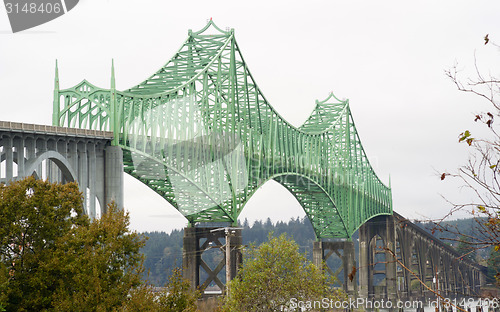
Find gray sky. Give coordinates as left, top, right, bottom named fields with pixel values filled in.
left=1, top=0, right=500, bottom=233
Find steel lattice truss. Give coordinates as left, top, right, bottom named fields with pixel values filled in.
left=52, top=20, right=392, bottom=239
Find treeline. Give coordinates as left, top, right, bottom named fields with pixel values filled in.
left=415, top=217, right=490, bottom=258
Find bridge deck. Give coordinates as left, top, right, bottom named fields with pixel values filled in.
left=0, top=121, right=114, bottom=139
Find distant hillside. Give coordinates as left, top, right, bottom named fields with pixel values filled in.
left=414, top=217, right=490, bottom=259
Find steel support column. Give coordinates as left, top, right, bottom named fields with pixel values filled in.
left=182, top=226, right=242, bottom=294
left=313, top=240, right=356, bottom=296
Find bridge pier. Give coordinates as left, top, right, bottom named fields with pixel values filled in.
left=359, top=215, right=397, bottom=300
left=104, top=145, right=124, bottom=210
left=313, top=240, right=356, bottom=296
left=182, top=226, right=242, bottom=294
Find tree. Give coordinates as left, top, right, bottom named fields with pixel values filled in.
left=221, top=233, right=345, bottom=312
left=155, top=268, right=200, bottom=312
left=487, top=247, right=500, bottom=284
left=49, top=203, right=145, bottom=311
left=0, top=177, right=87, bottom=311
left=0, top=177, right=148, bottom=311
left=121, top=268, right=200, bottom=312
left=439, top=35, right=500, bottom=285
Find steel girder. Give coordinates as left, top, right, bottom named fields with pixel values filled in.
left=52, top=20, right=392, bottom=239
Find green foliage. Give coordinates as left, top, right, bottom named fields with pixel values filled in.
left=121, top=268, right=200, bottom=312
left=456, top=235, right=477, bottom=261
left=156, top=268, right=200, bottom=311
left=221, top=233, right=345, bottom=312
left=141, top=229, right=184, bottom=286
left=0, top=177, right=151, bottom=311
left=487, top=247, right=500, bottom=285
left=410, top=279, right=422, bottom=292
left=0, top=177, right=86, bottom=311
left=418, top=218, right=491, bottom=260
left=49, top=204, right=146, bottom=311
left=458, top=130, right=474, bottom=146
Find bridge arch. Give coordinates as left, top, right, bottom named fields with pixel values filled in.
left=236, top=173, right=347, bottom=238
left=54, top=20, right=393, bottom=239
left=272, top=173, right=347, bottom=239
left=24, top=150, right=77, bottom=183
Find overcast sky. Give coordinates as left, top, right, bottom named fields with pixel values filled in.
left=1, top=1, right=500, bottom=233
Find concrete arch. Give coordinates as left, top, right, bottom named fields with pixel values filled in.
left=24, top=150, right=77, bottom=183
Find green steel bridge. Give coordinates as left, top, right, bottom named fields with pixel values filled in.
left=52, top=20, right=392, bottom=239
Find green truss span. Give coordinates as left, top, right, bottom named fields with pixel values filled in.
left=52, top=20, right=392, bottom=239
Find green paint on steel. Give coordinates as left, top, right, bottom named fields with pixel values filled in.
left=52, top=20, right=392, bottom=239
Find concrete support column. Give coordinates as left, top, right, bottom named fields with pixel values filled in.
left=78, top=142, right=88, bottom=214
left=57, top=140, right=66, bottom=182
left=15, top=137, right=25, bottom=179
left=359, top=222, right=371, bottom=299
left=104, top=145, right=124, bottom=210
left=68, top=142, right=78, bottom=181
left=416, top=240, right=427, bottom=298
left=441, top=255, right=450, bottom=297
left=36, top=139, right=47, bottom=179
left=0, top=137, right=3, bottom=179
left=385, top=215, right=397, bottom=300
left=95, top=145, right=105, bottom=213
left=400, top=241, right=413, bottom=300
left=359, top=215, right=397, bottom=301
left=5, top=137, right=13, bottom=181
left=46, top=140, right=56, bottom=182
left=88, top=144, right=97, bottom=219
left=25, top=138, right=35, bottom=177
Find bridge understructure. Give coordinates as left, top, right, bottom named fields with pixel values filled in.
left=0, top=121, right=123, bottom=217
left=183, top=227, right=242, bottom=294
left=356, top=213, right=485, bottom=302
left=48, top=20, right=486, bottom=297
left=313, top=214, right=485, bottom=302
left=313, top=240, right=357, bottom=296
